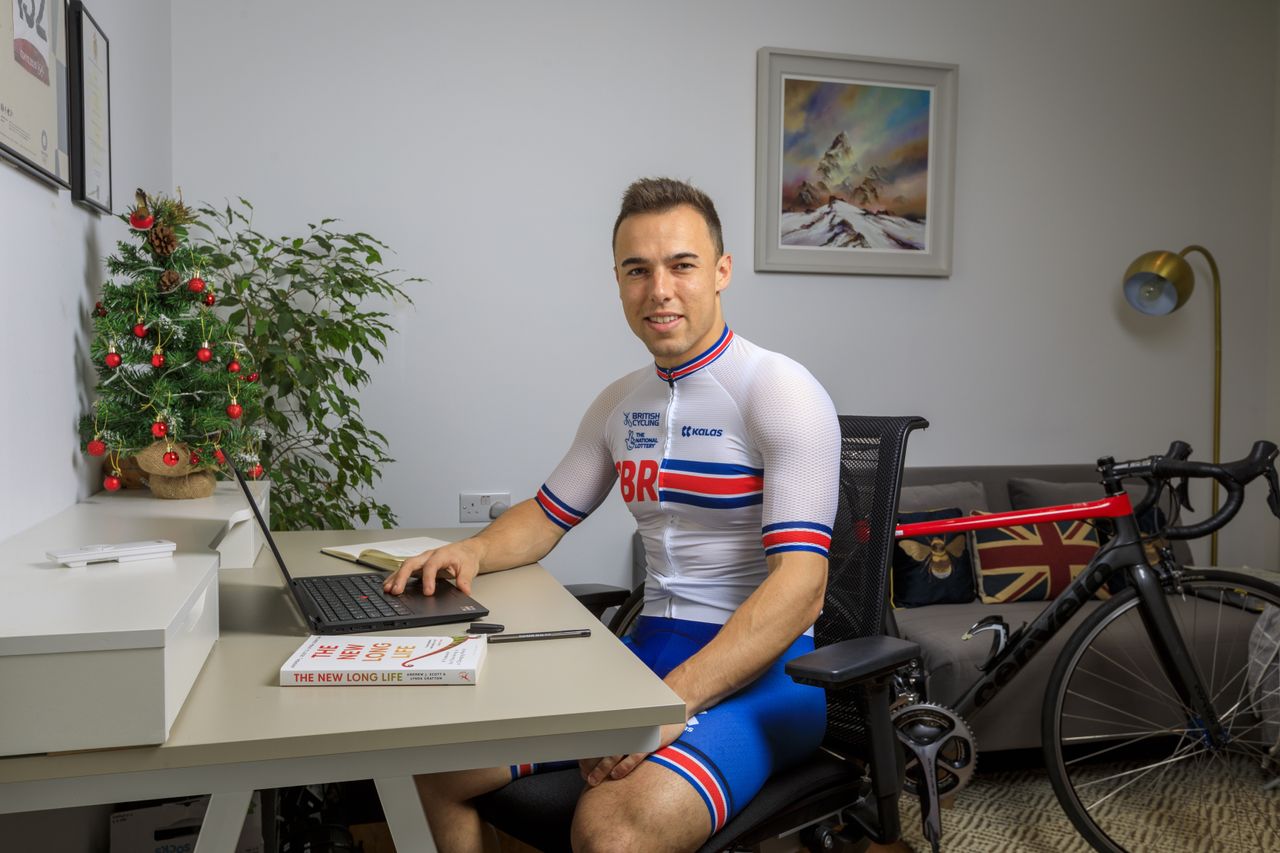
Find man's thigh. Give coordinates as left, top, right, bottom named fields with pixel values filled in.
left=573, top=759, right=712, bottom=851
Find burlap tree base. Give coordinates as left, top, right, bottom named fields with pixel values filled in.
left=135, top=441, right=217, bottom=499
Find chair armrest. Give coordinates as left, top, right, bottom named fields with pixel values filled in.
left=786, top=636, right=921, bottom=689
left=564, top=583, right=632, bottom=618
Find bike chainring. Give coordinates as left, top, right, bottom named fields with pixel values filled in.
left=891, top=701, right=977, bottom=798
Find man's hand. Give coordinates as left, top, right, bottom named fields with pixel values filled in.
left=579, top=720, right=688, bottom=786
left=383, top=539, right=483, bottom=596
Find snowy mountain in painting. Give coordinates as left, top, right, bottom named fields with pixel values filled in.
left=781, top=199, right=925, bottom=250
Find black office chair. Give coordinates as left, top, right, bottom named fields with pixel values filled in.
left=478, top=415, right=933, bottom=852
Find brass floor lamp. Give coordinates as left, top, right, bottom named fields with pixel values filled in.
left=1122, top=245, right=1221, bottom=565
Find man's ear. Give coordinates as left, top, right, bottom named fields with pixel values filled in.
left=715, top=253, right=733, bottom=294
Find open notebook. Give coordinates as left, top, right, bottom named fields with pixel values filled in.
left=320, top=535, right=452, bottom=572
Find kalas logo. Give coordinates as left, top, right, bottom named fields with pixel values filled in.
left=681, top=425, right=723, bottom=438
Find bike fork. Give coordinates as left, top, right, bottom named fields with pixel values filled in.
left=1129, top=563, right=1229, bottom=747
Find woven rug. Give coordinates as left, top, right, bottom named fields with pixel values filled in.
left=895, top=762, right=1279, bottom=852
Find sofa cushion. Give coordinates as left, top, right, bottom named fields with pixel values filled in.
left=893, top=599, right=1105, bottom=751
left=898, top=480, right=989, bottom=516
left=972, top=513, right=1101, bottom=603
left=892, top=508, right=976, bottom=608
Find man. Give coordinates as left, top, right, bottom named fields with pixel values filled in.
left=385, top=177, right=840, bottom=852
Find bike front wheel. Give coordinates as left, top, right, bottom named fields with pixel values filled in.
left=1043, top=569, right=1280, bottom=852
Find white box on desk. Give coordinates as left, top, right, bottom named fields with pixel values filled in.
left=0, top=554, right=220, bottom=757
left=209, top=482, right=269, bottom=570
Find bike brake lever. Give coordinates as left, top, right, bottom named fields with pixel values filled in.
left=1175, top=477, right=1194, bottom=512
left=1265, top=465, right=1280, bottom=519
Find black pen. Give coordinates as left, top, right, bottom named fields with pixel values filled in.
left=486, top=628, right=592, bottom=643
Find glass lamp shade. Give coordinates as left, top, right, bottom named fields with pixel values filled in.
left=1123, top=250, right=1194, bottom=316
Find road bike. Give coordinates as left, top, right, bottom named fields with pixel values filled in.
left=889, top=440, right=1280, bottom=851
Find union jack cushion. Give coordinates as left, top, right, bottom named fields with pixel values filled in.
left=971, top=512, right=1100, bottom=603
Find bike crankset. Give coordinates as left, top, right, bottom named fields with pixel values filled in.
left=891, top=702, right=978, bottom=853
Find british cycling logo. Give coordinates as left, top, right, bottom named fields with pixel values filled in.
left=624, top=411, right=661, bottom=428
left=681, top=425, right=723, bottom=438
left=626, top=430, right=659, bottom=450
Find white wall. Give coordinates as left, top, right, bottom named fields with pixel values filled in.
left=165, top=0, right=1278, bottom=585
left=0, top=0, right=172, bottom=544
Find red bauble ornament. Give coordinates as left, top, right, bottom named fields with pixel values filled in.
left=133, top=323, right=148, bottom=338
left=104, top=474, right=122, bottom=492
left=87, top=439, right=106, bottom=457
left=189, top=451, right=201, bottom=465
left=246, top=372, right=259, bottom=383
left=187, top=276, right=206, bottom=293
left=151, top=350, right=166, bottom=369
left=129, top=212, right=155, bottom=230
left=196, top=342, right=213, bottom=362
left=251, top=464, right=264, bottom=479
left=204, top=292, right=216, bottom=306
left=93, top=301, right=107, bottom=318
left=214, top=448, right=227, bottom=465
left=163, top=450, right=180, bottom=466
left=226, top=402, right=243, bottom=419
left=227, top=360, right=241, bottom=374
left=105, top=351, right=122, bottom=368
left=151, top=421, right=168, bottom=438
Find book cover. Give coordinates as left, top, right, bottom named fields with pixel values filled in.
left=319, top=535, right=452, bottom=572
left=280, top=633, right=486, bottom=686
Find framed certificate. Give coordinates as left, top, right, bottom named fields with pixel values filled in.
left=0, top=0, right=71, bottom=188
left=68, top=0, right=108, bottom=212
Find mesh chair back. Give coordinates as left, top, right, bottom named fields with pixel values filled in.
left=817, top=415, right=928, bottom=757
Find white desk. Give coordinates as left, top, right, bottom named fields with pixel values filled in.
left=0, top=528, right=684, bottom=852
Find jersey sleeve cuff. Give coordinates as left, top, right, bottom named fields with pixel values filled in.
left=537, top=485, right=588, bottom=531
left=762, top=521, right=833, bottom=558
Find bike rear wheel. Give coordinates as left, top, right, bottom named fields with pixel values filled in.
left=1043, top=570, right=1280, bottom=852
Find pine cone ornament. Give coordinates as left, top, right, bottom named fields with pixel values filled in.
left=157, top=269, right=181, bottom=293
left=149, top=224, right=179, bottom=256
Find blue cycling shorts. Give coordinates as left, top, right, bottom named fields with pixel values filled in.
left=509, top=615, right=827, bottom=833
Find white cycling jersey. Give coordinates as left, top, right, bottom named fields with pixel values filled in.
left=537, top=327, right=840, bottom=625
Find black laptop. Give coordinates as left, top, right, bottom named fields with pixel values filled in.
left=231, top=465, right=489, bottom=634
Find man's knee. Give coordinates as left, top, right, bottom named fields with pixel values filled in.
left=570, top=771, right=709, bottom=853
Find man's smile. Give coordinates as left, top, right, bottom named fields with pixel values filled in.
left=646, top=313, right=683, bottom=331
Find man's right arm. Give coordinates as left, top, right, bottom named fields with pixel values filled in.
left=383, top=497, right=568, bottom=596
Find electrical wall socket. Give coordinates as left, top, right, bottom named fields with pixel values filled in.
left=459, top=492, right=511, bottom=523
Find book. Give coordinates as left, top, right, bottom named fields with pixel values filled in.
left=319, top=535, right=452, bottom=572
left=280, top=633, right=487, bottom=686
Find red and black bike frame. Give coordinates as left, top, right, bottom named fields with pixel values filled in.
left=893, top=489, right=1228, bottom=746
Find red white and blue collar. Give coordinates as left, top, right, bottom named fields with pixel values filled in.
left=654, top=326, right=733, bottom=383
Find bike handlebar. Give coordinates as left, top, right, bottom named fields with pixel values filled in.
left=1104, top=440, right=1280, bottom=540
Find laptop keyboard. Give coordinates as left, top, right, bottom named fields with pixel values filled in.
left=302, top=573, right=413, bottom=623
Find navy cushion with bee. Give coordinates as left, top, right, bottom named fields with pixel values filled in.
left=892, top=507, right=977, bottom=608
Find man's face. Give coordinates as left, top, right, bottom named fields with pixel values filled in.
left=613, top=205, right=732, bottom=368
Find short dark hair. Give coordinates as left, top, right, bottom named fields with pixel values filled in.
left=612, top=177, right=724, bottom=257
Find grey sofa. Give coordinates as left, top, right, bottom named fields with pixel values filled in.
left=892, top=463, right=1193, bottom=752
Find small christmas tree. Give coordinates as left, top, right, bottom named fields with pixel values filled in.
left=80, top=189, right=264, bottom=497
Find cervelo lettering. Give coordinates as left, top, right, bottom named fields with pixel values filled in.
left=626, top=429, right=659, bottom=450
left=968, top=566, right=1109, bottom=710
left=624, top=411, right=661, bottom=427
left=681, top=425, right=723, bottom=438
left=616, top=459, right=659, bottom=503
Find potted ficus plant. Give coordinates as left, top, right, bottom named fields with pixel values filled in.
left=194, top=199, right=421, bottom=530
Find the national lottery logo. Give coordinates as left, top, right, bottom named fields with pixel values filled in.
left=623, top=411, right=660, bottom=428
left=626, top=429, right=658, bottom=450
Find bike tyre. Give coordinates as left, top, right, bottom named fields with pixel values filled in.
left=1042, top=569, right=1280, bottom=853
